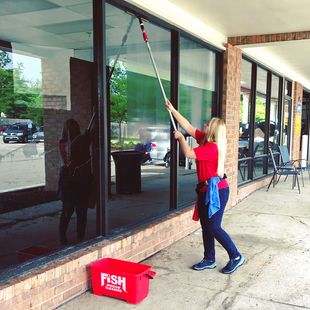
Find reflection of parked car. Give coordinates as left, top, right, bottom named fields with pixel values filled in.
left=0, top=124, right=11, bottom=134
left=163, top=133, right=192, bottom=168
left=32, top=126, right=44, bottom=143
left=141, top=126, right=192, bottom=167
left=3, top=123, right=36, bottom=143
left=140, top=126, right=170, bottom=160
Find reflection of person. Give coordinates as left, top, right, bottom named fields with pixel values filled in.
left=58, top=118, right=93, bottom=245
left=134, top=142, right=152, bottom=164
left=165, top=99, right=244, bottom=274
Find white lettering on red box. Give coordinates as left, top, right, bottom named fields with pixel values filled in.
left=101, top=273, right=127, bottom=292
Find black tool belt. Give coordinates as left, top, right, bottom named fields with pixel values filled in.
left=195, top=173, right=227, bottom=195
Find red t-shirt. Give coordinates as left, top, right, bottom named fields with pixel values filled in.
left=193, top=129, right=228, bottom=191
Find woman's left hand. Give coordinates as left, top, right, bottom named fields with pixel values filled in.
left=174, top=130, right=184, bottom=141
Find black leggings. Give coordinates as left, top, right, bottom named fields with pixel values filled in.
left=59, top=175, right=92, bottom=240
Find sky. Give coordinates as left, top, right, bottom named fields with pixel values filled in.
left=2, top=50, right=42, bottom=83
left=12, top=53, right=42, bottom=83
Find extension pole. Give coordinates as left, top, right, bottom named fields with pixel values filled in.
left=138, top=18, right=177, bottom=131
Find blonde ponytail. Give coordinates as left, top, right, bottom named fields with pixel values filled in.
left=206, top=118, right=226, bottom=177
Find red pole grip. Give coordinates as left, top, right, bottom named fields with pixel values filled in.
left=143, top=32, right=148, bottom=41
left=139, top=18, right=148, bottom=42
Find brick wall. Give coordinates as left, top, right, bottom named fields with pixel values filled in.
left=0, top=206, right=200, bottom=310
left=228, top=31, right=310, bottom=46
left=291, top=82, right=303, bottom=160
left=222, top=43, right=243, bottom=208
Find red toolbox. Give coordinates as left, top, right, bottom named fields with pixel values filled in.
left=91, top=258, right=156, bottom=304
left=17, top=246, right=56, bottom=263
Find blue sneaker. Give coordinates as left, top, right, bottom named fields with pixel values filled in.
left=222, top=255, right=245, bottom=274
left=193, top=259, right=216, bottom=270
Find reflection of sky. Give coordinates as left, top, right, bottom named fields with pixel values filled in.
left=3, top=51, right=42, bottom=83
left=13, top=53, right=42, bottom=83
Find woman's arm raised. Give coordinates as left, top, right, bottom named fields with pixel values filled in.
left=165, top=99, right=197, bottom=138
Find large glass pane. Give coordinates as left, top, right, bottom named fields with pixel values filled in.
left=253, top=67, right=267, bottom=178
left=255, top=67, right=267, bottom=152
left=106, top=4, right=171, bottom=234
left=0, top=1, right=94, bottom=270
left=282, top=98, right=291, bottom=147
left=178, top=37, right=215, bottom=205
left=239, top=59, right=252, bottom=183
left=282, top=79, right=292, bottom=150
left=270, top=75, right=280, bottom=151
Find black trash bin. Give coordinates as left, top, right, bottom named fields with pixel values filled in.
left=112, top=151, right=143, bottom=194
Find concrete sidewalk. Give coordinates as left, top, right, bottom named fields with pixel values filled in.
left=57, top=178, right=310, bottom=310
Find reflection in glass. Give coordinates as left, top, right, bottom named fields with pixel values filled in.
left=239, top=59, right=252, bottom=183
left=178, top=37, right=215, bottom=205
left=282, top=99, right=291, bottom=148
left=106, top=4, right=171, bottom=234
left=238, top=159, right=250, bottom=183
left=1, top=53, right=44, bottom=191
left=254, top=67, right=267, bottom=155
left=270, top=75, right=280, bottom=151
left=0, top=0, right=95, bottom=270
left=253, top=157, right=264, bottom=179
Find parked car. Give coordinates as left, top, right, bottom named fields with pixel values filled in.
left=32, top=126, right=44, bottom=143
left=3, top=123, right=36, bottom=143
left=140, top=126, right=170, bottom=160
left=140, top=126, right=191, bottom=167
left=0, top=124, right=11, bottom=135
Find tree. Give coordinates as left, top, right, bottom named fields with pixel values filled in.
left=109, top=60, right=127, bottom=144
left=255, top=98, right=266, bottom=123
left=0, top=67, right=14, bottom=117
left=0, top=53, right=43, bottom=125
left=0, top=51, right=11, bottom=68
left=0, top=51, right=14, bottom=117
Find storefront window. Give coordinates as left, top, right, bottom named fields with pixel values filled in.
left=0, top=0, right=95, bottom=270
left=268, top=75, right=280, bottom=174
left=282, top=80, right=292, bottom=149
left=106, top=4, right=171, bottom=234
left=253, top=67, right=267, bottom=178
left=178, top=36, right=216, bottom=206
left=239, top=59, right=283, bottom=185
left=239, top=59, right=252, bottom=183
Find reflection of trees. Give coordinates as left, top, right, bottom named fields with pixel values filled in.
left=240, top=96, right=266, bottom=123
left=255, top=98, right=266, bottom=123
left=0, top=51, right=43, bottom=127
left=109, top=60, right=127, bottom=144
left=0, top=59, right=14, bottom=118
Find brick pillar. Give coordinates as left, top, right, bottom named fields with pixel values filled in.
left=291, top=82, right=303, bottom=160
left=43, top=57, right=94, bottom=191
left=222, top=43, right=242, bottom=208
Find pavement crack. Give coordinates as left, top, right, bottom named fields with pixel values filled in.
left=291, top=216, right=309, bottom=227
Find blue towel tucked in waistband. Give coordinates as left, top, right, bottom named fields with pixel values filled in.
left=205, top=177, right=220, bottom=218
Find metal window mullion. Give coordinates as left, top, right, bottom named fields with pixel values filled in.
left=170, top=30, right=179, bottom=210
left=215, top=52, right=223, bottom=118
left=248, top=62, right=257, bottom=180
left=94, top=0, right=108, bottom=237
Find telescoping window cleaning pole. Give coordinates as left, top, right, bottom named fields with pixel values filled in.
left=138, top=18, right=177, bottom=131
left=89, top=15, right=177, bottom=132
